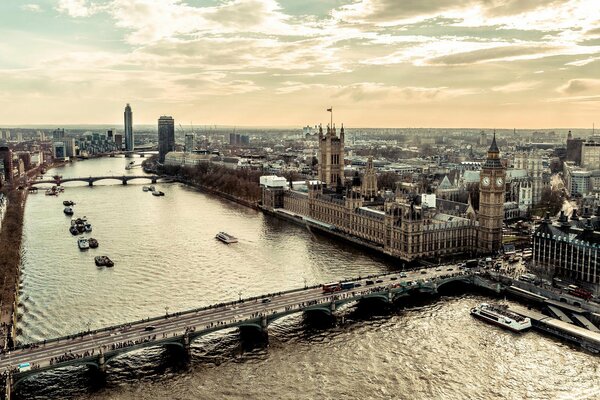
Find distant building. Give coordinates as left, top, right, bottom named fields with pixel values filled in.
left=581, top=140, right=600, bottom=170
left=52, top=142, right=66, bottom=160
left=0, top=145, right=13, bottom=183
left=107, top=129, right=114, bottom=141
left=185, top=134, right=195, bottom=153
left=158, top=116, right=175, bottom=163
left=114, top=134, right=123, bottom=149
left=124, top=104, right=134, bottom=151
left=52, top=128, right=65, bottom=141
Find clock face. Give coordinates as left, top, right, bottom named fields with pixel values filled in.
left=496, top=177, right=504, bottom=187
left=482, top=176, right=490, bottom=186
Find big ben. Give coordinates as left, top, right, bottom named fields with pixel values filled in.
left=478, top=133, right=505, bottom=253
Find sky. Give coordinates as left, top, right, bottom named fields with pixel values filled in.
left=0, top=0, right=599, bottom=128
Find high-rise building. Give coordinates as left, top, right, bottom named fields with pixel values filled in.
left=158, top=116, right=175, bottom=163
left=317, top=124, right=345, bottom=189
left=114, top=134, right=123, bottom=149
left=185, top=134, right=195, bottom=153
left=0, top=145, right=13, bottom=183
left=124, top=104, right=134, bottom=151
left=107, top=129, right=114, bottom=142
left=478, top=133, right=506, bottom=253
left=52, top=128, right=65, bottom=141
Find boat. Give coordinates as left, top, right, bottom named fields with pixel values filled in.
left=142, top=186, right=150, bottom=192
left=63, top=207, right=74, bottom=215
left=63, top=200, right=75, bottom=206
left=148, top=185, right=155, bottom=192
left=69, top=226, right=79, bottom=235
left=470, top=303, right=531, bottom=332
left=94, top=255, right=114, bottom=267
left=88, top=238, right=99, bottom=248
left=216, top=232, right=238, bottom=244
left=84, top=223, right=92, bottom=232
left=77, top=238, right=90, bottom=250
left=45, top=188, right=57, bottom=196
left=152, top=191, right=165, bottom=196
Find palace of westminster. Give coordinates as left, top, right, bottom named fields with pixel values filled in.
left=261, top=124, right=506, bottom=262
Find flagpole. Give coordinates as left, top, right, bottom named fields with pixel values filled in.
left=330, top=107, right=333, bottom=129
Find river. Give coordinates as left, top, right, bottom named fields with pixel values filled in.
left=16, top=156, right=599, bottom=399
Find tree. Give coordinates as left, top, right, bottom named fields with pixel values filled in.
left=536, top=187, right=563, bottom=216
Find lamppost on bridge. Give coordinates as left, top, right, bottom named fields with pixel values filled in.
left=87, top=321, right=91, bottom=333
left=304, top=277, right=307, bottom=288
left=165, top=306, right=169, bottom=317
left=238, top=291, right=243, bottom=301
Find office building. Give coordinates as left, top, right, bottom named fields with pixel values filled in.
left=185, top=134, right=195, bottom=153
left=158, top=116, right=175, bottom=163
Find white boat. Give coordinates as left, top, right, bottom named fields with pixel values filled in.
left=77, top=238, right=90, bottom=250
left=84, top=223, right=92, bottom=232
left=470, top=303, right=531, bottom=332
left=142, top=186, right=150, bottom=192
left=216, top=232, right=238, bottom=244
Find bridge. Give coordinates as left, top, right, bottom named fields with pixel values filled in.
left=0, top=269, right=485, bottom=397
left=29, top=175, right=160, bottom=187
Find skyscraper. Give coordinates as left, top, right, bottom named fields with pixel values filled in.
left=124, top=104, right=133, bottom=151
left=158, top=116, right=175, bottom=163
left=185, top=134, right=194, bottom=153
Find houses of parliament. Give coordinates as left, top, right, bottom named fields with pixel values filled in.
left=261, top=124, right=505, bottom=261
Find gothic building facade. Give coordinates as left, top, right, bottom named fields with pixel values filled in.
left=261, top=127, right=506, bottom=261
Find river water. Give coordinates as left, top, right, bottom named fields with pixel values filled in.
left=16, top=157, right=599, bottom=399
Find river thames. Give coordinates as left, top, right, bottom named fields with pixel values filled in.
left=15, top=157, right=599, bottom=399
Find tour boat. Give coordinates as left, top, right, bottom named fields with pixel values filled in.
left=77, top=238, right=90, bottom=250
left=88, top=238, right=99, bottom=248
left=63, top=207, right=74, bottom=215
left=470, top=303, right=531, bottom=332
left=216, top=232, right=238, bottom=244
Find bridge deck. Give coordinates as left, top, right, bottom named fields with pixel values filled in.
left=0, top=269, right=472, bottom=379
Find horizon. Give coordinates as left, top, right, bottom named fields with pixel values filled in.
left=1, top=1, right=599, bottom=127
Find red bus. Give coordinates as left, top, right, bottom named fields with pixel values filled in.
left=568, top=287, right=593, bottom=301
left=322, top=282, right=341, bottom=293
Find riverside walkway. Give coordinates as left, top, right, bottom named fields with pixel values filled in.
left=1, top=268, right=481, bottom=395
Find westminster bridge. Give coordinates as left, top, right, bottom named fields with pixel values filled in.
left=0, top=268, right=502, bottom=397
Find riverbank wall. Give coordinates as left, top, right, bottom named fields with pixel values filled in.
left=0, top=189, right=26, bottom=350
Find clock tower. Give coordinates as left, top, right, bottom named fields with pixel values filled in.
left=478, top=132, right=506, bottom=253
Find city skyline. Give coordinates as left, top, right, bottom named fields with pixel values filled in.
left=0, top=1, right=599, bottom=128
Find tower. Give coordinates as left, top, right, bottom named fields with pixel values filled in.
left=478, top=132, right=506, bottom=253
left=124, top=104, right=134, bottom=151
left=158, top=116, right=175, bottom=163
left=317, top=124, right=344, bottom=189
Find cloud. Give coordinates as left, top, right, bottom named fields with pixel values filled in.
left=427, top=45, right=557, bottom=65
left=558, top=78, right=600, bottom=94
left=21, top=4, right=42, bottom=13
left=56, top=0, right=100, bottom=17
left=492, top=81, right=540, bottom=93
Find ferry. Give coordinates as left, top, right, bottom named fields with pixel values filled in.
left=78, top=238, right=90, bottom=250
left=470, top=303, right=532, bottom=332
left=216, top=232, right=238, bottom=244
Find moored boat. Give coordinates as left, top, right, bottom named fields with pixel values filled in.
left=77, top=238, right=90, bottom=250
left=148, top=185, right=155, bottom=192
left=94, top=255, right=114, bottom=267
left=84, top=223, right=92, bottom=232
left=216, top=232, right=238, bottom=244
left=142, top=186, right=150, bottom=192
left=63, top=207, right=74, bottom=215
left=88, top=238, right=99, bottom=248
left=69, top=226, right=79, bottom=235
left=470, top=303, right=531, bottom=332
left=63, top=200, right=75, bottom=206
left=152, top=190, right=165, bottom=196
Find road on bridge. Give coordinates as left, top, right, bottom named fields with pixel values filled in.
left=0, top=266, right=467, bottom=374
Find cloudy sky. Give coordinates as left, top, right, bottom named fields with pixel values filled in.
left=1, top=0, right=599, bottom=128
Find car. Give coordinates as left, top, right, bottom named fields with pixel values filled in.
left=435, top=268, right=442, bottom=271
left=390, top=276, right=398, bottom=281
left=354, top=283, right=362, bottom=287
left=399, top=273, right=408, bottom=278
left=447, top=267, right=453, bottom=271
left=261, top=298, right=271, bottom=303
left=144, top=326, right=156, bottom=331
left=375, top=279, right=383, bottom=283
left=366, top=280, right=374, bottom=285
left=420, top=270, right=427, bottom=274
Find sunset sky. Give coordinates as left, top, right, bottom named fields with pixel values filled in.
left=1, top=0, right=599, bottom=128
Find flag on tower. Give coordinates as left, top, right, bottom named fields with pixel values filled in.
left=327, top=107, right=332, bottom=112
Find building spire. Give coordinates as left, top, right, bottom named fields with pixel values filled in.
left=489, top=130, right=499, bottom=153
